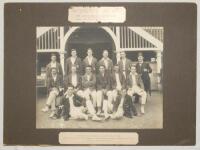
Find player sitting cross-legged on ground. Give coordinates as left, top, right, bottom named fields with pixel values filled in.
left=58, top=86, right=88, bottom=121
left=57, top=85, right=102, bottom=121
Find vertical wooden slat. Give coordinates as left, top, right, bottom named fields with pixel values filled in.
left=130, top=30, right=132, bottom=48
left=124, top=27, right=126, bottom=48
left=55, top=30, right=57, bottom=49
left=133, top=32, right=136, bottom=48
left=120, top=27, right=124, bottom=48
left=47, top=30, right=50, bottom=49
left=127, top=28, right=130, bottom=48
left=36, top=39, right=38, bottom=49
left=142, top=37, right=144, bottom=48
left=58, top=27, right=60, bottom=49
left=145, top=39, right=147, bottom=48
left=38, top=37, right=40, bottom=49
left=41, top=35, right=44, bottom=49
left=51, top=29, right=53, bottom=49
left=139, top=35, right=141, bottom=48
left=156, top=29, right=158, bottom=41
left=147, top=40, right=149, bottom=48
left=44, top=32, right=47, bottom=49
left=135, top=33, right=138, bottom=48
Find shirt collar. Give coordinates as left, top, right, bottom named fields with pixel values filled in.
left=66, top=94, right=74, bottom=99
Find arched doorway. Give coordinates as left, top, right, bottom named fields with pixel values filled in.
left=64, top=27, right=117, bottom=63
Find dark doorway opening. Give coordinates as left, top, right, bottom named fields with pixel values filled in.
left=65, top=27, right=116, bottom=63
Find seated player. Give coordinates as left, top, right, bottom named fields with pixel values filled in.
left=60, top=86, right=88, bottom=120
left=108, top=64, right=126, bottom=112
left=64, top=65, right=84, bottom=97
left=126, top=65, right=147, bottom=115
left=81, top=65, right=102, bottom=121
left=111, top=89, right=137, bottom=119
left=41, top=67, right=63, bottom=118
left=96, top=65, right=111, bottom=119
left=82, top=66, right=97, bottom=108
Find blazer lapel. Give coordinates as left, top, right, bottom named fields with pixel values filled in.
left=135, top=75, right=140, bottom=85
left=69, top=74, right=72, bottom=83
left=129, top=75, right=133, bottom=87
left=91, top=57, right=94, bottom=65
left=85, top=57, right=89, bottom=65
left=74, top=57, right=77, bottom=65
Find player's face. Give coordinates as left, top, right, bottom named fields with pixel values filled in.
left=120, top=52, right=126, bottom=58
left=138, top=56, right=143, bottom=62
left=121, top=89, right=127, bottom=96
left=51, top=56, right=56, bottom=62
left=86, top=67, right=92, bottom=74
left=51, top=69, right=57, bottom=75
left=67, top=87, right=74, bottom=96
left=103, top=51, right=108, bottom=58
left=99, top=66, right=105, bottom=73
left=130, top=66, right=136, bottom=73
left=71, top=51, right=77, bottom=57
left=87, top=49, right=93, bottom=56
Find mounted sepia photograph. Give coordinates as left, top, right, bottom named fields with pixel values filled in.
left=36, top=26, right=164, bottom=129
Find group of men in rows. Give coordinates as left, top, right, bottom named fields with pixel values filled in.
left=41, top=48, right=152, bottom=121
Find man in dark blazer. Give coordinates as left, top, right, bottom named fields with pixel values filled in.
left=41, top=67, right=63, bottom=118
left=64, top=49, right=83, bottom=76
left=111, top=89, right=137, bottom=119
left=59, top=86, right=88, bottom=120
left=108, top=64, right=126, bottom=112
left=83, top=48, right=98, bottom=74
left=82, top=65, right=97, bottom=107
left=46, top=53, right=63, bottom=79
left=81, top=65, right=102, bottom=121
left=118, top=51, right=132, bottom=79
left=96, top=65, right=111, bottom=119
left=136, top=52, right=152, bottom=95
left=127, top=65, right=147, bottom=115
left=64, top=65, right=83, bottom=97
left=98, top=50, right=113, bottom=76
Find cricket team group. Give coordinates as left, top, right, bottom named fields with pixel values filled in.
left=41, top=48, right=152, bottom=121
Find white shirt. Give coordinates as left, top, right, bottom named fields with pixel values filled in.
left=103, top=58, right=108, bottom=69
left=71, top=57, right=76, bottom=64
left=131, top=74, right=137, bottom=87
left=68, top=95, right=75, bottom=114
left=122, top=59, right=126, bottom=70
left=119, top=96, right=125, bottom=107
left=71, top=74, right=77, bottom=87
left=115, top=73, right=122, bottom=90
left=86, top=74, right=90, bottom=81
left=51, top=62, right=56, bottom=68
left=52, top=75, right=57, bottom=81
left=87, top=56, right=93, bottom=65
